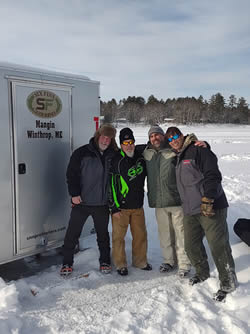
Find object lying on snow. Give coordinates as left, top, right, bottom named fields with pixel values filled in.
left=234, top=218, right=250, bottom=246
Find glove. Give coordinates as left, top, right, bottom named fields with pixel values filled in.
left=200, top=197, right=215, bottom=217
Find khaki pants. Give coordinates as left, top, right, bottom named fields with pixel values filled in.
left=155, top=206, right=191, bottom=270
left=112, top=208, right=148, bottom=269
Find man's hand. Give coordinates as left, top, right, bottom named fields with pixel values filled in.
left=195, top=141, right=207, bottom=148
left=200, top=197, right=215, bottom=217
left=71, top=196, right=82, bottom=205
left=112, top=212, right=122, bottom=219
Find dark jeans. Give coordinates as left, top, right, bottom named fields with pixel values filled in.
left=63, top=204, right=110, bottom=266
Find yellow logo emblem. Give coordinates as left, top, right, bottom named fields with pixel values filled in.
left=27, top=90, right=62, bottom=118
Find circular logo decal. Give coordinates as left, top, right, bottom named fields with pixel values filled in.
left=27, top=90, right=62, bottom=118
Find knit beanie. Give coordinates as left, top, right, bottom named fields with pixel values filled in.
left=148, top=125, right=164, bottom=138
left=119, top=127, right=135, bottom=144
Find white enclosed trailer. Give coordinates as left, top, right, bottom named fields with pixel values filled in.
left=0, top=62, right=100, bottom=265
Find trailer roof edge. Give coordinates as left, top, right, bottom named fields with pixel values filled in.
left=0, top=62, right=99, bottom=84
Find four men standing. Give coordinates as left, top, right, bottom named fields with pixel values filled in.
left=61, top=122, right=238, bottom=301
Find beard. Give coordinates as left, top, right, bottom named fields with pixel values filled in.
left=125, top=150, right=134, bottom=158
left=99, top=143, right=109, bottom=152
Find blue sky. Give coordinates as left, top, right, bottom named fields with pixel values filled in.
left=0, top=0, right=249, bottom=103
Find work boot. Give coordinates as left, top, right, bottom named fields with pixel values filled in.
left=159, top=263, right=175, bottom=273
left=141, top=263, right=152, bottom=271
left=117, top=267, right=128, bottom=276
left=213, top=289, right=227, bottom=302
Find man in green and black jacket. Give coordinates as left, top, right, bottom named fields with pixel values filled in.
left=109, top=127, right=152, bottom=276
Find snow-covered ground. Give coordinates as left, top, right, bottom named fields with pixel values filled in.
left=1, top=124, right=250, bottom=334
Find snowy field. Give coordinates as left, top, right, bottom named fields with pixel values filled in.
left=1, top=124, right=250, bottom=334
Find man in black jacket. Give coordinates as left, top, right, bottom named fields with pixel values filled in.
left=60, top=124, right=118, bottom=276
left=109, top=128, right=152, bottom=276
left=166, top=126, right=238, bottom=301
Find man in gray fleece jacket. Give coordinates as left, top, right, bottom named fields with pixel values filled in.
left=143, top=125, right=191, bottom=278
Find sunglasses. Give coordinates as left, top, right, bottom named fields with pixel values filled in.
left=168, top=134, right=180, bottom=142
left=122, top=140, right=135, bottom=146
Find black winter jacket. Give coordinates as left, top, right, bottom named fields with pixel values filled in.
left=175, top=136, right=228, bottom=216
left=66, top=138, right=115, bottom=206
left=109, top=145, right=146, bottom=213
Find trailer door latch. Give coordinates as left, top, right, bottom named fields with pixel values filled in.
left=18, top=163, right=26, bottom=174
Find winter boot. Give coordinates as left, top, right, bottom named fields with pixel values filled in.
left=189, top=275, right=208, bottom=286
left=60, top=264, right=73, bottom=277
left=100, top=263, right=112, bottom=274
left=213, top=289, right=228, bottom=302
left=141, top=263, right=152, bottom=271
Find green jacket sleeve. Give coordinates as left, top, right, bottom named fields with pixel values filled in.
left=108, top=157, right=129, bottom=214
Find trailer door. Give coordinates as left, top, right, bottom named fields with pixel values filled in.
left=11, top=80, right=72, bottom=255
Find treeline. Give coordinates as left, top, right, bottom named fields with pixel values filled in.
left=101, top=93, right=250, bottom=125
